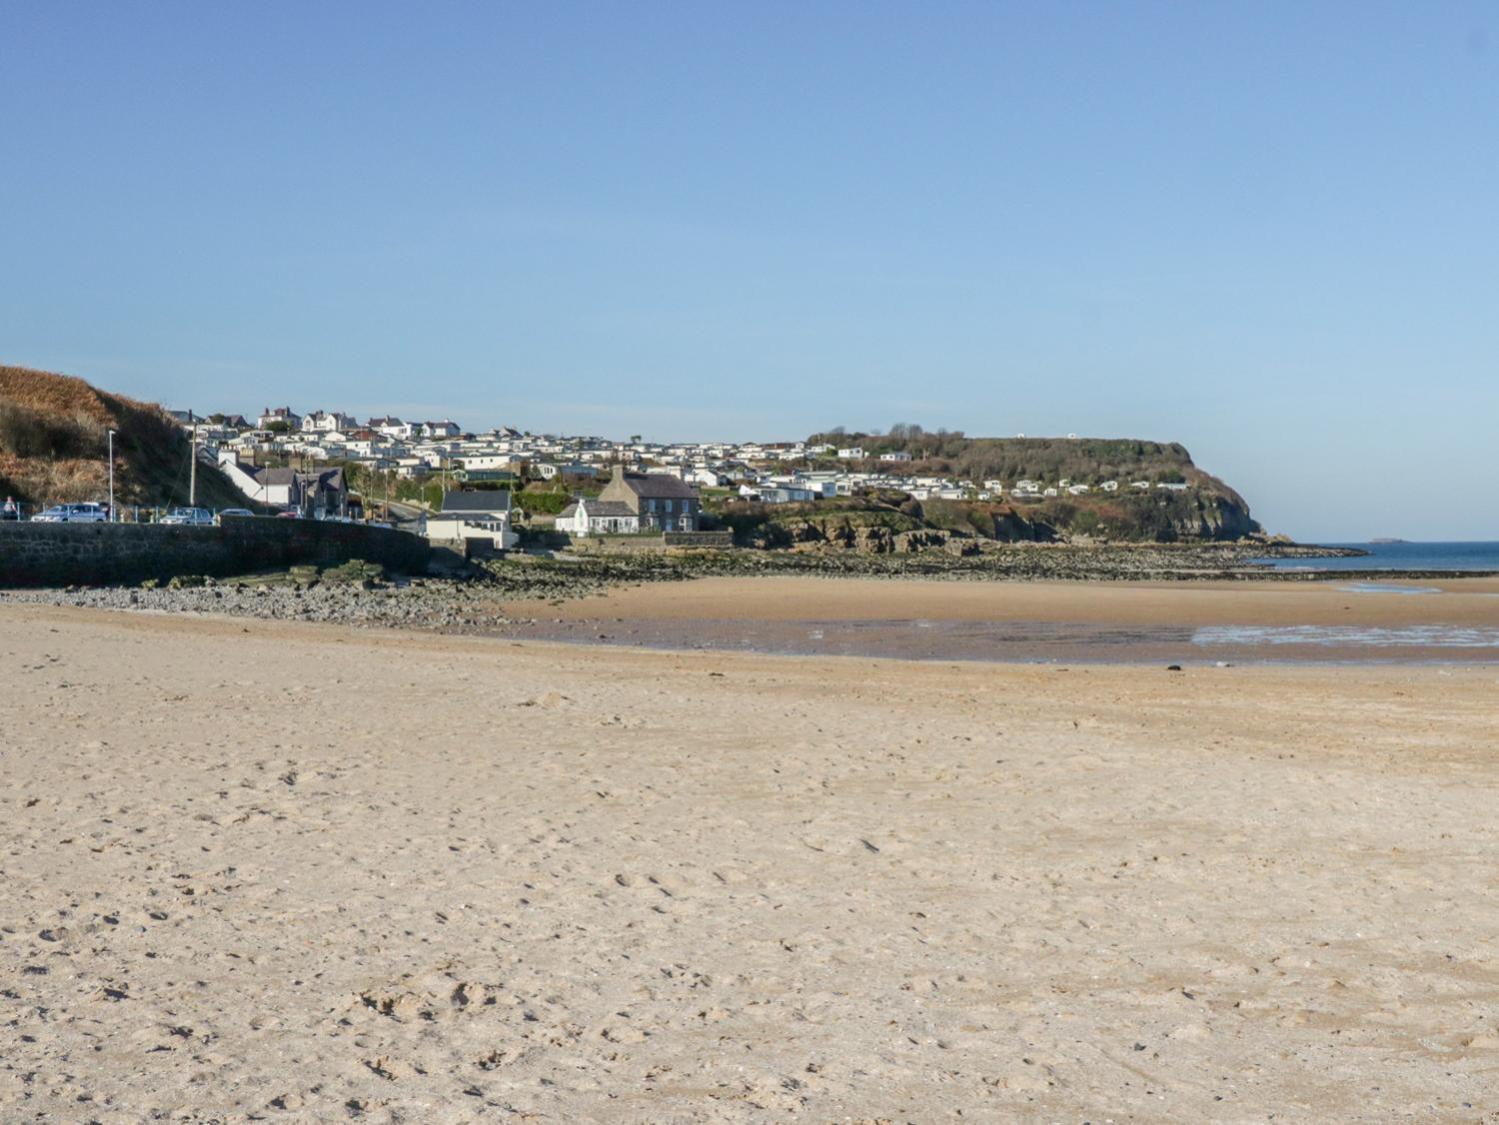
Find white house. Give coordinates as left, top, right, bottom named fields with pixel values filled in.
left=687, top=467, right=728, bottom=488
left=217, top=450, right=266, bottom=501
left=422, top=491, right=518, bottom=549
left=215, top=451, right=348, bottom=516
left=879, top=451, right=912, bottom=463
left=797, top=475, right=839, bottom=498
left=301, top=410, right=356, bottom=433
left=369, top=417, right=414, bottom=440
left=836, top=447, right=865, bottom=460
left=759, top=484, right=818, bottom=503
left=459, top=454, right=519, bottom=472
left=555, top=498, right=640, bottom=537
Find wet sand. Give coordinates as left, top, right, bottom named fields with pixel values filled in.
left=495, top=575, right=1499, bottom=664
left=3, top=601, right=1499, bottom=1121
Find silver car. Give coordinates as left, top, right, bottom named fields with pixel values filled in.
left=159, top=507, right=215, bottom=526
left=32, top=502, right=108, bottom=523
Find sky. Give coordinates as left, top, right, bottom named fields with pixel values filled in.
left=1, top=1, right=1495, bottom=540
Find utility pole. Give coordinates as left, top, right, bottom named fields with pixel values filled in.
left=189, top=419, right=198, bottom=506
left=107, top=430, right=116, bottom=521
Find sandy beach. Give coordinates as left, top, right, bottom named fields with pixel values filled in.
left=4, top=595, right=1499, bottom=1121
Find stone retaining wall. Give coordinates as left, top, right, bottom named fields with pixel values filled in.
left=568, top=536, right=667, bottom=555
left=663, top=530, right=735, bottom=548
left=0, top=520, right=432, bottom=588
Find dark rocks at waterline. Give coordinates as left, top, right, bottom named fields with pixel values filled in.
left=0, top=577, right=504, bottom=631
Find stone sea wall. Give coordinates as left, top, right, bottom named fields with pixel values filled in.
left=0, top=520, right=432, bottom=588
left=567, top=531, right=735, bottom=555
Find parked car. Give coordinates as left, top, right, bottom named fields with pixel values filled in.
left=216, top=508, right=255, bottom=523
left=275, top=509, right=302, bottom=519
left=32, top=502, right=108, bottom=523
left=159, top=507, right=215, bottom=526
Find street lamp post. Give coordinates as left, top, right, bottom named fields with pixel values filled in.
left=107, top=430, right=116, bottom=522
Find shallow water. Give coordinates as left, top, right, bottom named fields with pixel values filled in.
left=1338, top=582, right=1441, bottom=595
left=498, top=615, right=1499, bottom=665
left=1192, top=624, right=1499, bottom=649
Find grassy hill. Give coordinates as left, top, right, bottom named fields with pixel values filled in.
left=811, top=431, right=1235, bottom=489
left=0, top=364, right=248, bottom=510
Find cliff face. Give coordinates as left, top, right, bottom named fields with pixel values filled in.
left=984, top=493, right=1260, bottom=544
left=1161, top=490, right=1260, bottom=541
left=725, top=485, right=1262, bottom=551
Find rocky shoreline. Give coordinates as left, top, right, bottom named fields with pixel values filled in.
left=0, top=541, right=1416, bottom=633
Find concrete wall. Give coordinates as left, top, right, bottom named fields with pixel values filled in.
left=0, top=520, right=432, bottom=588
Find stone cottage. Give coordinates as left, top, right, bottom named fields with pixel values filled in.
left=597, top=467, right=702, bottom=532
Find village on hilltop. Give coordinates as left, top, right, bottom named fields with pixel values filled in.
left=172, top=405, right=1192, bottom=549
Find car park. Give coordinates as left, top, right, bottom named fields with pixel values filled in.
left=159, top=507, right=215, bottom=526
left=32, top=502, right=108, bottom=523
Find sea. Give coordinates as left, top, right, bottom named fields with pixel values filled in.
left=1255, top=541, right=1499, bottom=572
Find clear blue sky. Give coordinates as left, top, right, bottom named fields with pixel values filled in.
left=2, top=2, right=1495, bottom=539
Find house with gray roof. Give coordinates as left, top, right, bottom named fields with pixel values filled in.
left=423, top=490, right=517, bottom=549
left=215, top=451, right=347, bottom=517
left=555, top=498, right=639, bottom=537
left=597, top=467, right=701, bottom=532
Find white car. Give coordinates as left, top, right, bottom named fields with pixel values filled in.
left=159, top=507, right=215, bottom=526
left=216, top=508, right=255, bottom=523
left=32, top=502, right=108, bottom=523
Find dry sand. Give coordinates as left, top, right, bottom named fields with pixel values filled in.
left=3, top=597, right=1499, bottom=1121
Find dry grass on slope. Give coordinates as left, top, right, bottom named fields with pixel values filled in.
left=0, top=363, right=243, bottom=509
